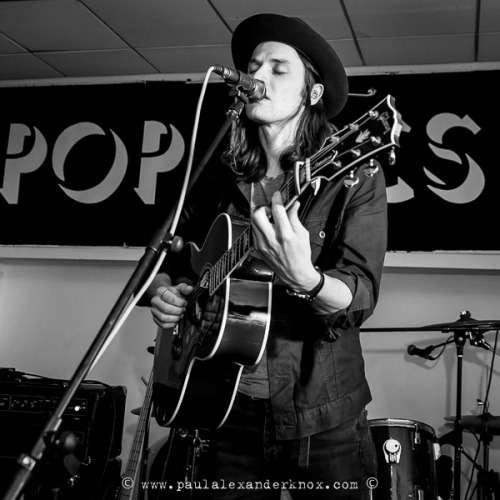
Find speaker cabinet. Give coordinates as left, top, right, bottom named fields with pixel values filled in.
left=0, top=375, right=126, bottom=499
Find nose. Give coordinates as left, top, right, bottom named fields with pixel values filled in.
left=251, top=65, right=268, bottom=83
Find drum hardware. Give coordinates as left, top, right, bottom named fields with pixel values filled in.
left=441, top=409, right=500, bottom=500
left=362, top=310, right=500, bottom=499
left=146, top=427, right=209, bottom=500
left=444, top=413, right=500, bottom=436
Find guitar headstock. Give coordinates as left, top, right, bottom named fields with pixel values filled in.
left=307, top=95, right=403, bottom=187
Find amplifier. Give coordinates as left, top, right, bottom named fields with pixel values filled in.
left=0, top=372, right=127, bottom=499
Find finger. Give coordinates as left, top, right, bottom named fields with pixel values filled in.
left=151, top=307, right=184, bottom=330
left=177, top=283, right=194, bottom=297
left=152, top=294, right=186, bottom=315
left=158, top=287, right=188, bottom=307
left=287, top=201, right=305, bottom=233
left=270, top=191, right=292, bottom=237
left=251, top=206, right=274, bottom=245
left=251, top=205, right=272, bottom=228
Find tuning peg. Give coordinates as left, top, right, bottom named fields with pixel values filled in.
left=364, top=159, right=380, bottom=177
left=343, top=171, right=359, bottom=188
left=388, top=147, right=396, bottom=166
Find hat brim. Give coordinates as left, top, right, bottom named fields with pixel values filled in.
left=231, top=13, right=348, bottom=119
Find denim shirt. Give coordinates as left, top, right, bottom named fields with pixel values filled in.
left=166, top=165, right=387, bottom=440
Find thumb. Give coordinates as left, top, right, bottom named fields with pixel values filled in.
left=177, top=282, right=194, bottom=296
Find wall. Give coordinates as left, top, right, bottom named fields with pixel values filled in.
left=0, top=249, right=499, bottom=498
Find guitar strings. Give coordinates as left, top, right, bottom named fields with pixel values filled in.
left=180, top=110, right=381, bottom=325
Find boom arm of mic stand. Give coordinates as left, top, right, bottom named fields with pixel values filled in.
left=1, top=92, right=246, bottom=500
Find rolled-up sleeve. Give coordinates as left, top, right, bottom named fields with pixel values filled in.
left=311, top=169, right=388, bottom=339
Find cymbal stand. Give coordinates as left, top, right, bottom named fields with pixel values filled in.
left=452, top=313, right=468, bottom=500
left=470, top=340, right=500, bottom=500
left=476, top=427, right=493, bottom=500
left=451, top=315, right=499, bottom=500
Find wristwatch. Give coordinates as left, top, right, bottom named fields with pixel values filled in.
left=286, top=266, right=325, bottom=301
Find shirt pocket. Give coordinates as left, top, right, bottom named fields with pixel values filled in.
left=306, top=218, right=328, bottom=262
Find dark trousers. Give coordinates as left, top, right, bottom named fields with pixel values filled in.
left=184, top=393, right=378, bottom=499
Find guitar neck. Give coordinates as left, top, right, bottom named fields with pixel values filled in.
left=208, top=176, right=301, bottom=295
left=119, top=370, right=154, bottom=499
left=208, top=94, right=403, bottom=295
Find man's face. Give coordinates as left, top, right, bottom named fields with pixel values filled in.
left=245, top=41, right=307, bottom=127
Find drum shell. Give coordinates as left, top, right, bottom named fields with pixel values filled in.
left=369, top=418, right=439, bottom=500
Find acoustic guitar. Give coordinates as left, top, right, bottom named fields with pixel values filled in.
left=152, top=95, right=403, bottom=430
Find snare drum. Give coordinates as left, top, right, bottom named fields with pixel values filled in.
left=369, top=418, right=440, bottom=499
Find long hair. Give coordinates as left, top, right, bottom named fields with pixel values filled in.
left=221, top=53, right=335, bottom=182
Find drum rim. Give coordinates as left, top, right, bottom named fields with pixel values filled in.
left=368, top=417, right=436, bottom=436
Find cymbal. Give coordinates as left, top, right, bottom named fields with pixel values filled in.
left=423, top=319, right=500, bottom=332
left=444, top=413, right=500, bottom=435
left=362, top=319, right=500, bottom=333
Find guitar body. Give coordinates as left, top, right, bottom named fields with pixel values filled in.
left=153, top=213, right=272, bottom=430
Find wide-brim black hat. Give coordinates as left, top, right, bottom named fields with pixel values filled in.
left=231, top=13, right=348, bottom=119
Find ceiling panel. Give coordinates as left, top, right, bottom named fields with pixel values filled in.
left=0, top=0, right=498, bottom=83
left=345, top=0, right=476, bottom=38
left=0, top=33, right=25, bottom=54
left=359, top=34, right=475, bottom=66
left=38, top=49, right=159, bottom=78
left=0, top=0, right=126, bottom=52
left=480, top=0, right=500, bottom=32
left=328, top=40, right=364, bottom=68
left=82, top=0, right=229, bottom=47
left=139, top=45, right=234, bottom=75
left=0, top=54, right=62, bottom=80
left=212, top=0, right=352, bottom=38
left=479, top=33, right=500, bottom=62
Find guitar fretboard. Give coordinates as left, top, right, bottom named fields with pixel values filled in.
left=206, top=95, right=402, bottom=296
left=208, top=177, right=299, bottom=295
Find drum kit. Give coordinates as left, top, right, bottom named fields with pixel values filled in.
left=362, top=311, right=500, bottom=500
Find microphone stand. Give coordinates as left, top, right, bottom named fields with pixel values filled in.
left=1, top=88, right=247, bottom=500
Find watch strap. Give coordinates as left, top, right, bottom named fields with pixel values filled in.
left=286, top=267, right=325, bottom=301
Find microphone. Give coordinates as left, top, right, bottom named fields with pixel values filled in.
left=407, top=344, right=436, bottom=360
left=212, top=65, right=266, bottom=102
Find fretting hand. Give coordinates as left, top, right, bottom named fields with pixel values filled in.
left=251, top=191, right=321, bottom=292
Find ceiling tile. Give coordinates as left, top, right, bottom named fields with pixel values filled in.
left=480, top=0, right=500, bottom=32
left=359, top=35, right=475, bottom=66
left=212, top=0, right=351, bottom=38
left=478, top=33, right=500, bottom=62
left=82, top=0, right=230, bottom=47
left=345, top=0, right=476, bottom=38
left=330, top=40, right=364, bottom=67
left=0, top=54, right=63, bottom=80
left=37, top=49, right=158, bottom=78
left=0, top=33, right=25, bottom=55
left=0, top=1, right=498, bottom=84
left=139, top=45, right=233, bottom=74
left=0, top=0, right=126, bottom=51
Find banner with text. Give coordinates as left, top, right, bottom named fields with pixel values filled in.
left=1, top=70, right=498, bottom=251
